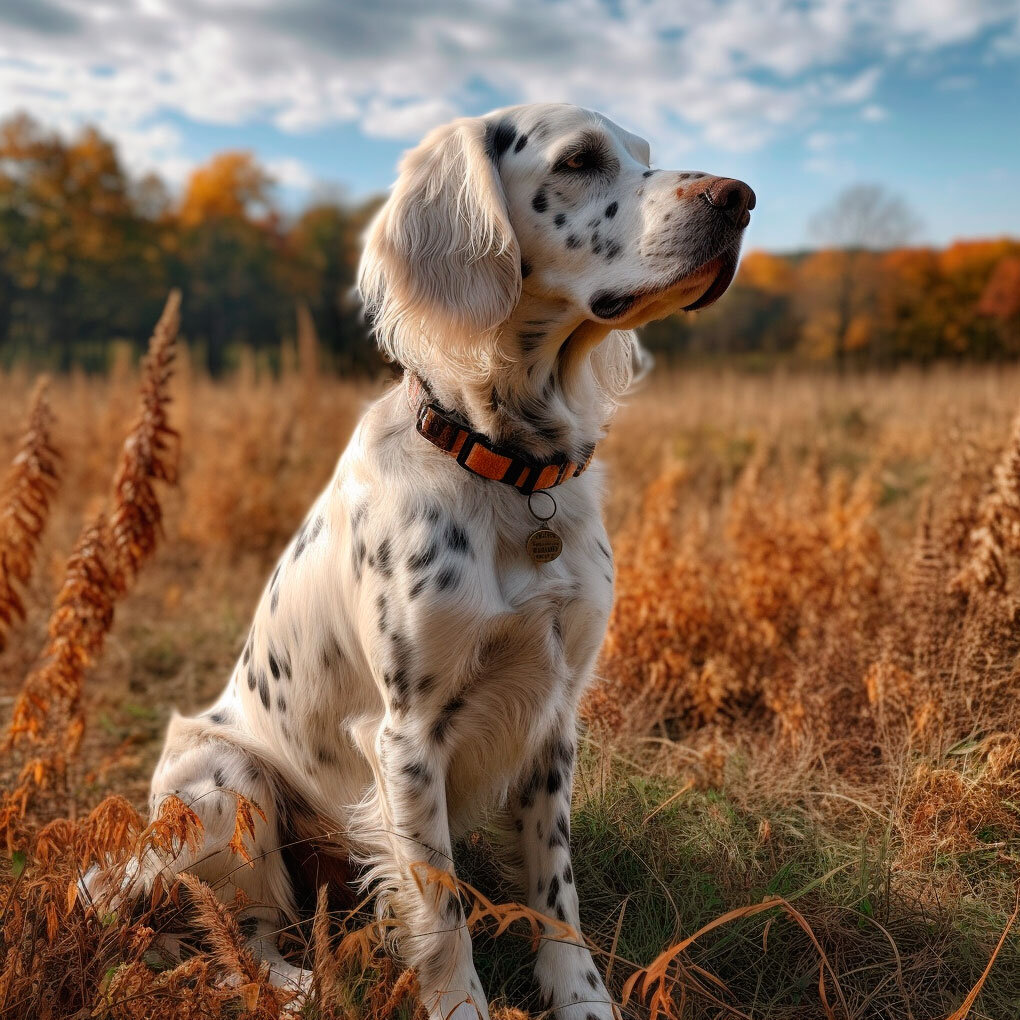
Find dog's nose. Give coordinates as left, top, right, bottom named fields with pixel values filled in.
left=702, top=178, right=756, bottom=228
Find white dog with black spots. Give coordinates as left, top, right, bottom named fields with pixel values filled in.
left=84, top=102, right=753, bottom=1020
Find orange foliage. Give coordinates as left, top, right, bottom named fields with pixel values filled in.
left=179, top=152, right=273, bottom=227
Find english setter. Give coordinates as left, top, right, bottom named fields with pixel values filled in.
left=86, top=102, right=753, bottom=1019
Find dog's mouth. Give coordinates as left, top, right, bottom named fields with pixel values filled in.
left=588, top=249, right=739, bottom=327
left=680, top=250, right=739, bottom=311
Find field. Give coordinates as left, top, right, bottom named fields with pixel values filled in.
left=2, top=321, right=1020, bottom=1018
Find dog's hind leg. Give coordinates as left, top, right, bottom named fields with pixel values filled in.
left=82, top=714, right=310, bottom=995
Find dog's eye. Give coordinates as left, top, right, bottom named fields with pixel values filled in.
left=554, top=147, right=599, bottom=173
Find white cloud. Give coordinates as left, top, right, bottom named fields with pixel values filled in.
left=266, top=156, right=315, bottom=191
left=859, top=103, right=888, bottom=122
left=0, top=0, right=1016, bottom=185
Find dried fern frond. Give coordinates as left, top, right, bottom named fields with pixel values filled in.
left=0, top=376, right=60, bottom=652
left=108, top=288, right=181, bottom=588
left=1, top=292, right=181, bottom=842
left=6, top=512, right=116, bottom=747
left=953, top=408, right=1020, bottom=595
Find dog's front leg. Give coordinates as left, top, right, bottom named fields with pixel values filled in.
left=375, top=720, right=489, bottom=1020
left=513, top=724, right=615, bottom=1020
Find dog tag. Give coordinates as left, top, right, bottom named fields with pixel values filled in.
left=527, top=527, right=562, bottom=563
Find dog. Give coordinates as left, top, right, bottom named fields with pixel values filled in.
left=85, top=103, right=753, bottom=1019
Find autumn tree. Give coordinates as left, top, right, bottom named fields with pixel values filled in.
left=174, top=152, right=290, bottom=374
left=0, top=115, right=168, bottom=367
left=286, top=197, right=380, bottom=372
left=803, top=185, right=921, bottom=368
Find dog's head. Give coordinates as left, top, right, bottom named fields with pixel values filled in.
left=359, top=102, right=753, bottom=364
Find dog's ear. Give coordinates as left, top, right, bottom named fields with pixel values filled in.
left=358, top=118, right=521, bottom=357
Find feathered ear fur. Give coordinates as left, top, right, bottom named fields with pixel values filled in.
left=358, top=117, right=521, bottom=366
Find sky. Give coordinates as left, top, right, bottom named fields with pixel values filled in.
left=1, top=0, right=1019, bottom=251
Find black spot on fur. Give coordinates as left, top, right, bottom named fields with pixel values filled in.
left=316, top=744, right=339, bottom=767
left=586, top=971, right=599, bottom=989
left=605, top=201, right=618, bottom=218
left=514, top=132, right=528, bottom=153
left=556, top=812, right=570, bottom=842
left=606, top=241, right=621, bottom=260
left=416, top=673, right=436, bottom=694
left=352, top=538, right=367, bottom=582
left=409, top=576, right=429, bottom=600
left=247, top=669, right=257, bottom=692
left=375, top=537, right=393, bottom=577
left=563, top=864, right=573, bottom=884
left=643, top=169, right=654, bottom=177
left=408, top=542, right=439, bottom=572
left=519, top=768, right=542, bottom=809
left=210, top=710, right=227, bottom=725
left=546, top=874, right=560, bottom=908
left=566, top=234, right=582, bottom=249
left=270, top=585, right=280, bottom=614
left=242, top=639, right=251, bottom=667
left=386, top=667, right=411, bottom=704
left=431, top=695, right=464, bottom=744
left=268, top=650, right=281, bottom=681
left=402, top=761, right=432, bottom=788
left=556, top=904, right=567, bottom=921
left=445, top=523, right=470, bottom=554
left=554, top=212, right=566, bottom=227
left=277, top=694, right=287, bottom=712
left=547, top=769, right=562, bottom=795
left=514, top=818, right=524, bottom=833
left=532, top=190, right=548, bottom=213
left=321, top=634, right=344, bottom=671
left=486, top=118, right=517, bottom=161
left=553, top=738, right=574, bottom=766
left=213, top=768, right=226, bottom=787
left=590, top=290, right=636, bottom=319
left=521, top=259, right=532, bottom=278
left=435, top=567, right=460, bottom=591
left=377, top=592, right=388, bottom=633
left=293, top=522, right=309, bottom=561
left=258, top=673, right=270, bottom=710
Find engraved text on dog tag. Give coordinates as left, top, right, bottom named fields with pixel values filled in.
left=527, top=527, right=562, bottom=563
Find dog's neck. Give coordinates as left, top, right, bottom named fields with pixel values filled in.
left=416, top=294, right=614, bottom=465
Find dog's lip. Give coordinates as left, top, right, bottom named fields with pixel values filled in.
left=589, top=249, right=739, bottom=323
left=680, top=250, right=738, bottom=311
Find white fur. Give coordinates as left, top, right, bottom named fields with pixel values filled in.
left=84, top=102, right=749, bottom=1019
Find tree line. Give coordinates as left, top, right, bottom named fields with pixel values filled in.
left=1, top=114, right=1018, bottom=374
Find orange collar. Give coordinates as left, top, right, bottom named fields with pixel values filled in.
left=406, top=373, right=595, bottom=494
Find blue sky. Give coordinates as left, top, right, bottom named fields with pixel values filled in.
left=1, top=0, right=1018, bottom=250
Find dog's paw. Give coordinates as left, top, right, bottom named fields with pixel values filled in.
left=425, top=987, right=490, bottom=1020
left=78, top=858, right=145, bottom=917
left=535, top=953, right=615, bottom=1020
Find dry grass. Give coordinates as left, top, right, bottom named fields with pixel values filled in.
left=1, top=358, right=1020, bottom=1018
left=0, top=378, right=59, bottom=653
